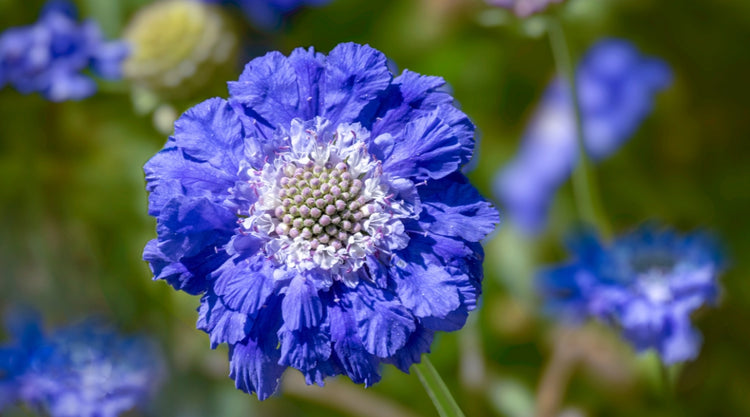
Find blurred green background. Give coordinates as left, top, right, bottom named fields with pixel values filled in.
left=2, top=0, right=750, bottom=416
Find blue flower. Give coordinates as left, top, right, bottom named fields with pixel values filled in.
left=204, top=0, right=332, bottom=30
left=0, top=311, right=164, bottom=417
left=538, top=225, right=723, bottom=364
left=0, top=0, right=129, bottom=101
left=143, top=42, right=499, bottom=399
left=494, top=39, right=672, bottom=234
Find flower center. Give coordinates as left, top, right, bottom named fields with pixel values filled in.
left=238, top=118, right=409, bottom=284
left=271, top=160, right=370, bottom=250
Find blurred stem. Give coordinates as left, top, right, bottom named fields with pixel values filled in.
left=546, top=18, right=612, bottom=238
left=535, top=339, right=576, bottom=417
left=659, top=362, right=674, bottom=400
left=414, top=356, right=467, bottom=417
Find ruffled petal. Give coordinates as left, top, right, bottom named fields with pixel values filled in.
left=288, top=47, right=326, bottom=121
left=154, top=197, right=235, bottom=260
left=390, top=259, right=460, bottom=320
left=212, top=254, right=278, bottom=316
left=278, top=327, right=332, bottom=371
left=350, top=281, right=416, bottom=357
left=370, top=70, right=452, bottom=137
left=228, top=51, right=300, bottom=129
left=144, top=147, right=236, bottom=216
left=143, top=238, right=226, bottom=295
left=229, top=339, right=285, bottom=401
left=281, top=275, right=325, bottom=331
left=381, top=106, right=474, bottom=181
left=322, top=43, right=391, bottom=125
left=383, top=325, right=434, bottom=373
left=172, top=98, right=245, bottom=173
left=328, top=292, right=381, bottom=386
left=419, top=172, right=499, bottom=242
left=197, top=292, right=250, bottom=348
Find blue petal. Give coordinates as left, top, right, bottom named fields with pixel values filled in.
left=228, top=51, right=299, bottom=129
left=419, top=172, right=499, bottom=242
left=212, top=254, right=278, bottom=316
left=172, top=98, right=245, bottom=173
left=328, top=292, right=381, bottom=386
left=383, top=325, right=434, bottom=373
left=144, top=147, right=236, bottom=216
left=421, top=308, right=469, bottom=332
left=143, top=238, right=225, bottom=294
left=394, top=70, right=453, bottom=109
left=278, top=327, right=332, bottom=371
left=299, top=358, right=341, bottom=387
left=350, top=281, right=416, bottom=357
left=197, top=292, right=250, bottom=348
left=370, top=70, right=452, bottom=137
left=155, top=197, right=235, bottom=260
left=659, top=314, right=701, bottom=364
left=288, top=47, right=326, bottom=121
left=323, top=43, right=392, bottom=125
left=382, top=106, right=474, bottom=181
left=391, top=259, right=460, bottom=320
left=281, top=275, right=325, bottom=330
left=229, top=339, right=285, bottom=401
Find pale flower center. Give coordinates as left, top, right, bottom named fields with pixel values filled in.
left=239, top=118, right=409, bottom=285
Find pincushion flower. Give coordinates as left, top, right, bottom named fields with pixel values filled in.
left=123, top=0, right=237, bottom=99
left=538, top=226, right=723, bottom=364
left=0, top=0, right=129, bottom=101
left=143, top=42, right=499, bottom=399
left=494, top=39, right=672, bottom=234
left=486, top=0, right=563, bottom=17
left=0, top=311, right=164, bottom=417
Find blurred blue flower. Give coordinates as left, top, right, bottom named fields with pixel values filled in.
left=486, top=0, right=563, bottom=17
left=0, top=310, right=164, bottom=417
left=494, top=39, right=672, bottom=234
left=538, top=225, right=723, bottom=364
left=0, top=0, right=129, bottom=101
left=143, top=42, right=498, bottom=399
left=204, top=0, right=332, bottom=30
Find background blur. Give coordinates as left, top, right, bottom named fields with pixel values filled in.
left=2, top=0, right=750, bottom=416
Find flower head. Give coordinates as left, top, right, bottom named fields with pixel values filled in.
left=538, top=225, right=723, bottom=364
left=204, top=0, right=332, bottom=30
left=123, top=0, right=237, bottom=98
left=143, top=42, right=499, bottom=399
left=486, top=0, right=564, bottom=17
left=494, top=39, right=672, bottom=234
left=0, top=0, right=129, bottom=101
left=0, top=311, right=164, bottom=417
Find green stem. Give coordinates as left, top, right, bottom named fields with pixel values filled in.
left=659, top=362, right=674, bottom=401
left=546, top=18, right=612, bottom=238
left=414, top=356, right=466, bottom=417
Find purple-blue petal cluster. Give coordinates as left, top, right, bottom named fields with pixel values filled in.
left=143, top=42, right=499, bottom=399
left=0, top=311, right=164, bottom=417
left=538, top=225, right=723, bottom=364
left=494, top=39, right=672, bottom=234
left=0, top=1, right=129, bottom=101
left=203, top=0, right=332, bottom=30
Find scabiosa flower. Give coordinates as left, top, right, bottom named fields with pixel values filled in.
left=143, top=42, right=499, bottom=399
left=122, top=0, right=238, bottom=99
left=0, top=0, right=129, bottom=101
left=203, top=0, right=332, bottom=30
left=486, top=0, right=563, bottom=17
left=0, top=311, right=165, bottom=417
left=538, top=226, right=723, bottom=364
left=494, top=39, right=672, bottom=234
